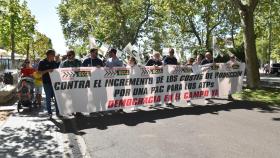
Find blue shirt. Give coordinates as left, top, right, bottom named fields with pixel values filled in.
left=105, top=57, right=123, bottom=67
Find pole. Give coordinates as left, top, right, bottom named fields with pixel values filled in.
left=268, top=0, right=272, bottom=64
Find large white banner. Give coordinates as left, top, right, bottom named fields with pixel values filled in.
left=50, top=63, right=245, bottom=114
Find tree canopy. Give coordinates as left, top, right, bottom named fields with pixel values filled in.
left=0, top=0, right=52, bottom=61
left=58, top=0, right=280, bottom=88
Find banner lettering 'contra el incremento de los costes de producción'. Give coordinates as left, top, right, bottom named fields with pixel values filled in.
left=50, top=63, right=245, bottom=114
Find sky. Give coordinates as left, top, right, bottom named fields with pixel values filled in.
left=26, top=0, right=67, bottom=55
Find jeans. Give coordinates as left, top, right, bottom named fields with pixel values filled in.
left=43, top=83, right=59, bottom=115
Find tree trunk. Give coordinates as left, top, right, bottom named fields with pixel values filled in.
left=10, top=15, right=15, bottom=69
left=26, top=43, right=30, bottom=59
left=205, top=30, right=211, bottom=50
left=267, top=0, right=272, bottom=63
left=241, top=10, right=260, bottom=88
left=188, top=18, right=202, bottom=46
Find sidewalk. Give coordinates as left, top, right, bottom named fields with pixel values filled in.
left=0, top=105, right=72, bottom=158
left=243, top=71, right=280, bottom=88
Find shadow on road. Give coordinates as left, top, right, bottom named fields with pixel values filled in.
left=60, top=100, right=279, bottom=133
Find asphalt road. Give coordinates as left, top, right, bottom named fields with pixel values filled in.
left=63, top=99, right=280, bottom=158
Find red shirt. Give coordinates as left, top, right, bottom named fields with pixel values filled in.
left=21, top=67, right=35, bottom=77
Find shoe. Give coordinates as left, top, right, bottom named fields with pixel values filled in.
left=150, top=104, right=161, bottom=108
left=205, top=99, right=214, bottom=104
left=166, top=103, right=175, bottom=108
left=116, top=109, right=124, bottom=113
left=154, top=103, right=162, bottom=107
left=131, top=107, right=137, bottom=111
left=74, top=112, right=83, bottom=117
left=48, top=113, right=52, bottom=119
left=55, top=113, right=64, bottom=119
left=228, top=95, right=234, bottom=101
left=187, top=101, right=192, bottom=106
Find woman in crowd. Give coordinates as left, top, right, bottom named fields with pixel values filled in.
left=128, top=56, right=137, bottom=67
left=20, top=60, right=36, bottom=78
left=193, top=54, right=203, bottom=65
left=127, top=56, right=140, bottom=111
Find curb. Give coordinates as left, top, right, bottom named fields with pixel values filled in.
left=0, top=109, right=14, bottom=130
left=62, top=117, right=91, bottom=158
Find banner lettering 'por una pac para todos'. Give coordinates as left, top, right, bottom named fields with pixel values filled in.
left=50, top=63, right=245, bottom=114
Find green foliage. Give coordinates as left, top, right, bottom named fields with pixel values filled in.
left=31, top=31, right=53, bottom=59
left=255, top=0, right=280, bottom=63
left=57, top=0, right=279, bottom=66
left=0, top=0, right=52, bottom=59
left=233, top=88, right=280, bottom=106
left=58, top=0, right=152, bottom=50
left=228, top=45, right=245, bottom=62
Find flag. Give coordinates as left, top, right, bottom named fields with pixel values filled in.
left=224, top=37, right=234, bottom=48
left=89, top=35, right=97, bottom=48
left=88, top=35, right=109, bottom=56
left=123, top=43, right=142, bottom=63
left=212, top=36, right=221, bottom=58
left=123, top=43, right=133, bottom=55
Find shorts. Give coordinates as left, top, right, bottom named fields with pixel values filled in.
left=35, top=86, right=42, bottom=95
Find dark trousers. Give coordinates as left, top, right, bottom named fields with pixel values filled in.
left=43, top=83, right=59, bottom=115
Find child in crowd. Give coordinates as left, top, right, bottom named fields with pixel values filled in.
left=33, top=71, right=43, bottom=106
left=17, top=80, right=31, bottom=101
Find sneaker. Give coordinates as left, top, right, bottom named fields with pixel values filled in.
left=131, top=106, right=138, bottom=111
left=187, top=101, right=192, bottom=106
left=149, top=104, right=161, bottom=108
left=205, top=99, right=214, bottom=104
left=116, top=109, right=124, bottom=113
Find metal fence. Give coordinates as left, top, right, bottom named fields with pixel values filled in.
left=0, top=58, right=23, bottom=70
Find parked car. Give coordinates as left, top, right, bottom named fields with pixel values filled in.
left=270, top=63, right=280, bottom=76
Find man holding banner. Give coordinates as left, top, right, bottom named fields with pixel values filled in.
left=60, top=50, right=81, bottom=68
left=146, top=51, right=162, bottom=66
left=38, top=49, right=60, bottom=118
left=105, top=48, right=123, bottom=67
left=82, top=48, right=104, bottom=67
left=164, top=48, right=178, bottom=107
left=201, top=52, right=215, bottom=104
left=163, top=48, right=178, bottom=65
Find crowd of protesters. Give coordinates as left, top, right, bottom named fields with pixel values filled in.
left=18, top=47, right=239, bottom=117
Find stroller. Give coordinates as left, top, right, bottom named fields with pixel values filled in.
left=17, top=77, right=35, bottom=112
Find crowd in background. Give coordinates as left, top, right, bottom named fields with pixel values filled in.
left=18, top=48, right=239, bottom=117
